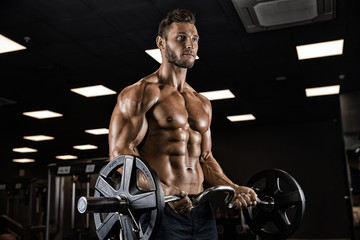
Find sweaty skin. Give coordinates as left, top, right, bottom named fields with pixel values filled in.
left=109, top=22, right=256, bottom=214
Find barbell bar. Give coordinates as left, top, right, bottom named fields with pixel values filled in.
left=78, top=185, right=275, bottom=214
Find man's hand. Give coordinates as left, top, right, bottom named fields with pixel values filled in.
left=163, top=184, right=192, bottom=215
left=231, top=185, right=257, bottom=209
left=168, top=194, right=192, bottom=215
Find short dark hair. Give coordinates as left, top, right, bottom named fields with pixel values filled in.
left=158, top=9, right=196, bottom=39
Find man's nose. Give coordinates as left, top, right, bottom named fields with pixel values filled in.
left=186, top=38, right=194, bottom=49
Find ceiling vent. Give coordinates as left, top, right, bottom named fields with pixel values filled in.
left=232, top=0, right=336, bottom=33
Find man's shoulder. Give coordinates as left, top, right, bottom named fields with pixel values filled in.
left=118, top=74, right=160, bottom=106
left=183, top=83, right=211, bottom=105
left=124, top=73, right=159, bottom=93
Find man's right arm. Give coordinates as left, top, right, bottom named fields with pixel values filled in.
left=108, top=82, right=155, bottom=159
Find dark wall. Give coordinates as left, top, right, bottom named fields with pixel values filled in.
left=340, top=91, right=360, bottom=134
left=0, top=146, right=18, bottom=179
left=211, top=120, right=353, bottom=238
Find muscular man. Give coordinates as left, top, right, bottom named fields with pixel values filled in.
left=109, top=9, right=257, bottom=239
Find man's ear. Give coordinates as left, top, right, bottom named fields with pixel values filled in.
left=156, top=36, right=165, bottom=49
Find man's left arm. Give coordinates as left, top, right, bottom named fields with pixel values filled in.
left=199, top=129, right=257, bottom=208
left=198, top=94, right=257, bottom=208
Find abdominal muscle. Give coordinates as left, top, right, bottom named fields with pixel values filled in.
left=139, top=127, right=205, bottom=195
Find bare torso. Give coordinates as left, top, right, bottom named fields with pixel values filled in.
left=137, top=75, right=210, bottom=194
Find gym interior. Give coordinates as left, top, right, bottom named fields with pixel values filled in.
left=1, top=0, right=360, bottom=239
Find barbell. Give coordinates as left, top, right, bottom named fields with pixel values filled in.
left=77, top=154, right=305, bottom=239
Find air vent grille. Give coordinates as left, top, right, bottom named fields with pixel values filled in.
left=232, top=0, right=336, bottom=33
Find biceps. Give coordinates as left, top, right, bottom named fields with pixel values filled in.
left=109, top=108, right=147, bottom=157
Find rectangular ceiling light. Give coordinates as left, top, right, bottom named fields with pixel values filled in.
left=23, top=110, right=63, bottom=119
left=13, top=147, right=38, bottom=153
left=85, top=128, right=109, bottom=135
left=145, top=49, right=162, bottom=63
left=296, top=39, right=344, bottom=60
left=73, top=144, right=98, bottom=150
left=71, top=85, right=117, bottom=97
left=13, top=158, right=35, bottom=163
left=145, top=48, right=199, bottom=64
left=227, top=114, right=256, bottom=122
left=56, top=155, right=78, bottom=160
left=24, top=135, right=54, bottom=141
left=199, top=89, right=235, bottom=101
left=305, top=85, right=340, bottom=97
left=0, top=34, right=26, bottom=54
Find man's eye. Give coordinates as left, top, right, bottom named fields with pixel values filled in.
left=193, top=38, right=198, bottom=43
left=177, top=35, right=185, bottom=40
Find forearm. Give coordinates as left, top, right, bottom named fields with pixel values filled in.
left=161, top=182, right=172, bottom=196
left=200, top=154, right=238, bottom=188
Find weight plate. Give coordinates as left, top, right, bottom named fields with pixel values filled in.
left=243, top=169, right=305, bottom=239
left=93, top=155, right=164, bottom=240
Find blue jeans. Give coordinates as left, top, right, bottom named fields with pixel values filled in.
left=153, top=199, right=218, bottom=240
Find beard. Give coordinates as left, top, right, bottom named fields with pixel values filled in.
left=165, top=43, right=195, bottom=69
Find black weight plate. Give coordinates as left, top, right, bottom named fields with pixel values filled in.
left=243, top=169, right=305, bottom=239
left=93, top=155, right=164, bottom=240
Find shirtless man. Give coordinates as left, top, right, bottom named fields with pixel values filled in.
left=109, top=9, right=257, bottom=239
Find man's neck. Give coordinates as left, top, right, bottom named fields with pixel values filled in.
left=157, top=61, right=188, bottom=91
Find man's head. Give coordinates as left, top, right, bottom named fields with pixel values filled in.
left=158, top=9, right=196, bottom=40
left=157, top=9, right=199, bottom=69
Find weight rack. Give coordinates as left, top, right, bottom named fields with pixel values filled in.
left=45, top=158, right=108, bottom=240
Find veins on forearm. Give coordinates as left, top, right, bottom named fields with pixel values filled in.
left=200, top=158, right=235, bottom=187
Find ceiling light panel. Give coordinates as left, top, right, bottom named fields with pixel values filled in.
left=85, top=128, right=109, bottom=135
left=305, top=85, right=340, bottom=97
left=56, top=155, right=78, bottom=160
left=0, top=34, right=26, bottom=54
left=227, top=114, right=256, bottom=122
left=13, top=158, right=35, bottom=163
left=24, top=135, right=54, bottom=141
left=296, top=39, right=344, bottom=60
left=145, top=49, right=162, bottom=63
left=13, top=147, right=38, bottom=153
left=23, top=110, right=63, bottom=119
left=71, top=85, right=116, bottom=97
left=199, top=89, right=235, bottom=101
left=73, top=144, right=98, bottom=150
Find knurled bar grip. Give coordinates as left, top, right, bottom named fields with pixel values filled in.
left=192, top=185, right=235, bottom=207
left=164, top=186, right=236, bottom=208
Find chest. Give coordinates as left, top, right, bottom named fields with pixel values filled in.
left=151, top=89, right=209, bottom=134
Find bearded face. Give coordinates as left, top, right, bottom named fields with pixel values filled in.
left=165, top=42, right=195, bottom=69
left=161, top=22, right=199, bottom=69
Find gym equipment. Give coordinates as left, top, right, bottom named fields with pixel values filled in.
left=243, top=168, right=306, bottom=239
left=0, top=177, right=47, bottom=240
left=46, top=158, right=108, bottom=240
left=82, top=155, right=164, bottom=240
left=78, top=155, right=305, bottom=240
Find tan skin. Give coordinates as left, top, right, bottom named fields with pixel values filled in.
left=109, top=22, right=257, bottom=215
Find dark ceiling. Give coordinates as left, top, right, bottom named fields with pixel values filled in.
left=0, top=0, right=359, bottom=169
